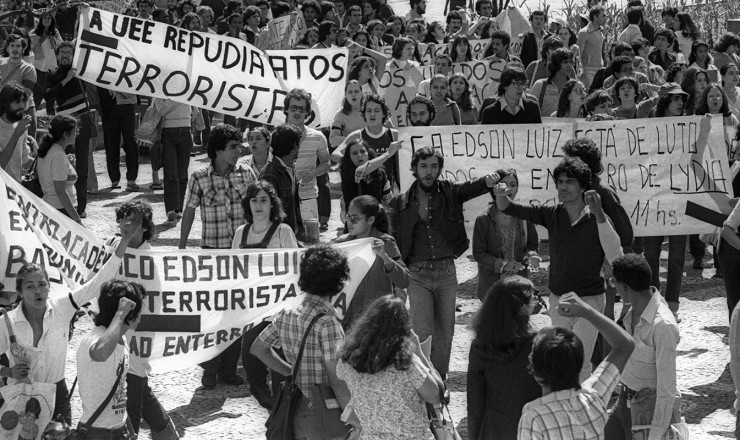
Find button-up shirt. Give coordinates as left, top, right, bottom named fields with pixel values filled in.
left=622, top=289, right=680, bottom=440
left=407, top=185, right=455, bottom=264
left=184, top=162, right=257, bottom=249
left=502, top=97, right=524, bottom=116
left=258, top=294, right=344, bottom=400
left=518, top=361, right=620, bottom=440
left=576, top=22, right=605, bottom=68
left=0, top=254, right=122, bottom=384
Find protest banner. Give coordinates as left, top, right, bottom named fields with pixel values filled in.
left=0, top=169, right=376, bottom=374
left=257, top=11, right=306, bottom=50
left=0, top=383, right=56, bottom=440
left=73, top=8, right=345, bottom=127
left=397, top=116, right=733, bottom=237
left=379, top=39, right=489, bottom=65
left=450, top=58, right=505, bottom=108
left=492, top=6, right=531, bottom=57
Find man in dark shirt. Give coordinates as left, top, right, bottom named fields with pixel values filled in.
left=480, top=66, right=542, bottom=124
left=260, top=124, right=303, bottom=233
left=649, top=28, right=677, bottom=71
left=390, top=147, right=498, bottom=378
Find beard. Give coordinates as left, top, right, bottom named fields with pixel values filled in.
left=417, top=175, right=437, bottom=191
left=409, top=118, right=430, bottom=127
left=5, top=108, right=24, bottom=123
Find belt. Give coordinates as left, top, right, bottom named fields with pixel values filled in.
left=77, top=424, right=128, bottom=437
left=619, top=383, right=638, bottom=400
left=410, top=258, right=454, bottom=270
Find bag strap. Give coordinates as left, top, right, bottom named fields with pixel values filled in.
left=260, top=222, right=280, bottom=248
left=240, top=224, right=251, bottom=248
left=538, top=81, right=547, bottom=110
left=79, top=360, right=125, bottom=433
left=291, top=312, right=326, bottom=377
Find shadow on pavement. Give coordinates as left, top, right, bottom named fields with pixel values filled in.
left=685, top=362, right=734, bottom=424
left=168, top=388, right=244, bottom=432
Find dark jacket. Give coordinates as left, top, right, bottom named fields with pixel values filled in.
left=480, top=96, right=542, bottom=125
left=260, top=158, right=302, bottom=233
left=519, top=30, right=552, bottom=72
left=648, top=48, right=676, bottom=71
left=390, top=178, right=491, bottom=262
left=472, top=205, right=539, bottom=300
left=44, top=65, right=90, bottom=115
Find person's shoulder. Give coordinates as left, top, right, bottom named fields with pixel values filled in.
left=190, top=166, right=211, bottom=179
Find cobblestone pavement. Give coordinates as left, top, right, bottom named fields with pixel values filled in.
left=65, top=148, right=736, bottom=439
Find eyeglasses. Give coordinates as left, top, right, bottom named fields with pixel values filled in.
left=345, top=213, right=366, bottom=224
left=288, top=105, right=307, bottom=113
left=510, top=80, right=527, bottom=89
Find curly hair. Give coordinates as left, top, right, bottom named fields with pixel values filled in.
left=553, top=156, right=592, bottom=190
left=715, top=32, right=740, bottom=54
left=361, top=94, right=390, bottom=122
left=241, top=181, right=286, bottom=224
left=531, top=327, right=584, bottom=392
left=339, top=295, right=413, bottom=373
left=613, top=76, right=639, bottom=105
left=391, top=36, right=414, bottom=60
left=283, top=88, right=312, bottom=113
left=410, top=146, right=443, bottom=177
left=94, top=280, right=146, bottom=327
left=341, top=139, right=380, bottom=174
left=547, top=48, right=573, bottom=80
left=655, top=93, right=686, bottom=117
left=497, top=65, right=527, bottom=96
left=472, top=276, right=536, bottom=363
left=298, top=245, right=350, bottom=297
left=0, top=82, right=27, bottom=116
left=270, top=124, right=302, bottom=157
left=347, top=56, right=376, bottom=83
left=561, top=138, right=603, bottom=176
left=207, top=123, right=243, bottom=162
left=116, top=201, right=155, bottom=242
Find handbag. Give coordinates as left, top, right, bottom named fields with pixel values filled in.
left=428, top=385, right=461, bottom=440
left=43, top=360, right=133, bottom=440
left=265, top=312, right=326, bottom=440
left=21, top=157, right=43, bottom=198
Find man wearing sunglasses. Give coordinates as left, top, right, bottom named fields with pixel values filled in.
left=390, top=146, right=499, bottom=380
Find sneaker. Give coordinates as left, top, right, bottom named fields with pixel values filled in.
left=201, top=371, right=217, bottom=389
left=167, top=210, right=178, bottom=222
left=218, top=373, right=245, bottom=386
left=692, top=258, right=704, bottom=270
left=111, top=180, right=120, bottom=189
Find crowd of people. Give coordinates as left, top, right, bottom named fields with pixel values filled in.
left=0, top=0, right=740, bottom=439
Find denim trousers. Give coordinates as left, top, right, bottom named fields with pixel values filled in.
left=718, top=239, right=740, bottom=323
left=643, top=235, right=687, bottom=304
left=550, top=293, right=605, bottom=383
left=317, top=173, right=331, bottom=222
left=103, top=104, right=139, bottom=183
left=161, top=127, right=193, bottom=212
left=126, top=373, right=170, bottom=433
left=201, top=336, right=242, bottom=376
left=407, top=261, right=457, bottom=377
left=293, top=394, right=347, bottom=440
left=73, top=111, right=93, bottom=213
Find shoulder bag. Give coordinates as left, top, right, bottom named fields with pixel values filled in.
left=428, top=385, right=462, bottom=440
left=265, top=312, right=326, bottom=440
left=21, top=157, right=43, bottom=198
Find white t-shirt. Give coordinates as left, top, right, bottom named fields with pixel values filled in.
left=76, top=326, right=129, bottom=429
left=295, top=126, right=328, bottom=200
left=231, top=223, right=299, bottom=249
left=0, top=118, right=27, bottom=182
left=38, top=143, right=76, bottom=209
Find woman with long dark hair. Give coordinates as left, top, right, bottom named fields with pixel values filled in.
left=29, top=14, right=61, bottom=109
left=529, top=48, right=574, bottom=117
left=712, top=32, right=740, bottom=71
left=688, top=40, right=718, bottom=81
left=336, top=295, right=443, bottom=439
left=448, top=73, right=477, bottom=124
left=695, top=83, right=740, bottom=127
left=339, top=139, right=398, bottom=208
left=720, top=63, right=740, bottom=119
left=675, top=12, right=700, bottom=59
left=423, top=20, right=446, bottom=44
left=450, top=34, right=473, bottom=63
left=467, top=276, right=543, bottom=440
left=681, top=66, right=710, bottom=115
left=37, top=115, right=80, bottom=222
left=555, top=79, right=587, bottom=118
left=334, top=196, right=409, bottom=328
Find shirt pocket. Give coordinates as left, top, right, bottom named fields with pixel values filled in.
left=232, top=180, right=249, bottom=200
left=203, top=188, right=226, bottom=207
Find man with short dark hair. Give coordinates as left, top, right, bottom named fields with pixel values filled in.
left=519, top=10, right=551, bottom=70
left=518, top=291, right=634, bottom=440
left=483, top=30, right=521, bottom=63
left=0, top=82, right=30, bottom=182
left=480, top=66, right=542, bottom=124
left=445, top=10, right=464, bottom=37
left=604, top=253, right=680, bottom=440
left=417, top=55, right=452, bottom=97
left=346, top=4, right=363, bottom=33
left=261, top=123, right=303, bottom=231
left=467, top=0, right=494, bottom=39
left=179, top=123, right=256, bottom=389
left=302, top=0, right=321, bottom=28
left=577, top=5, right=606, bottom=89
left=390, top=147, right=499, bottom=378
left=1, top=34, right=37, bottom=137
left=650, top=28, right=677, bottom=71
left=44, top=41, right=93, bottom=218
left=406, top=96, right=436, bottom=126
left=405, top=0, right=425, bottom=21
left=136, top=0, right=154, bottom=19
left=618, top=6, right=643, bottom=45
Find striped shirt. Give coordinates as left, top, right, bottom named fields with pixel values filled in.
left=258, top=294, right=344, bottom=400
left=294, top=126, right=329, bottom=200
left=517, top=361, right=620, bottom=440
left=184, top=162, right=257, bottom=248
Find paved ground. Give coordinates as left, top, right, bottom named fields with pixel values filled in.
left=62, top=146, right=736, bottom=439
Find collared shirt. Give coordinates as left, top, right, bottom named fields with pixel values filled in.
left=407, top=185, right=455, bottom=264
left=622, top=289, right=680, bottom=439
left=0, top=118, right=28, bottom=182
left=295, top=126, right=329, bottom=201
left=0, top=254, right=122, bottom=384
left=501, top=97, right=524, bottom=116
left=184, top=162, right=257, bottom=248
left=258, top=294, right=344, bottom=400
left=518, top=361, right=621, bottom=440
left=576, top=22, right=605, bottom=68
left=618, top=24, right=643, bottom=45
left=240, top=153, right=273, bottom=178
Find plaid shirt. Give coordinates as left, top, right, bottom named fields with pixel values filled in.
left=517, top=361, right=620, bottom=440
left=184, top=163, right=257, bottom=248
left=258, top=294, right=344, bottom=399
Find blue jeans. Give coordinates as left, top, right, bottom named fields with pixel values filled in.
left=718, top=239, right=740, bottom=323
left=643, top=235, right=687, bottom=304
left=126, top=373, right=169, bottom=433
left=161, top=127, right=193, bottom=212
left=407, top=261, right=457, bottom=377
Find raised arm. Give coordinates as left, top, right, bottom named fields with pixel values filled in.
left=330, top=129, right=363, bottom=163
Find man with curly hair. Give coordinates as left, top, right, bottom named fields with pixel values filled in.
left=252, top=245, right=358, bottom=438
left=179, top=123, right=257, bottom=389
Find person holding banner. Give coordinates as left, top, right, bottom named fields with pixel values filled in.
left=494, top=156, right=611, bottom=382
left=251, top=245, right=356, bottom=439
left=390, top=147, right=499, bottom=379
left=5, top=209, right=140, bottom=424
left=234, top=181, right=298, bottom=410
left=695, top=83, right=740, bottom=128
left=555, top=79, right=588, bottom=118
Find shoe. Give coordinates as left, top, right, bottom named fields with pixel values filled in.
left=126, top=181, right=140, bottom=191
left=88, top=189, right=101, bottom=195
left=692, top=258, right=704, bottom=270
left=167, top=210, right=178, bottom=222
left=150, top=182, right=164, bottom=191
left=201, top=371, right=217, bottom=389
left=176, top=211, right=183, bottom=219
left=667, top=301, right=682, bottom=323
left=111, top=180, right=120, bottom=189
left=78, top=211, right=87, bottom=219
left=218, top=373, right=245, bottom=385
